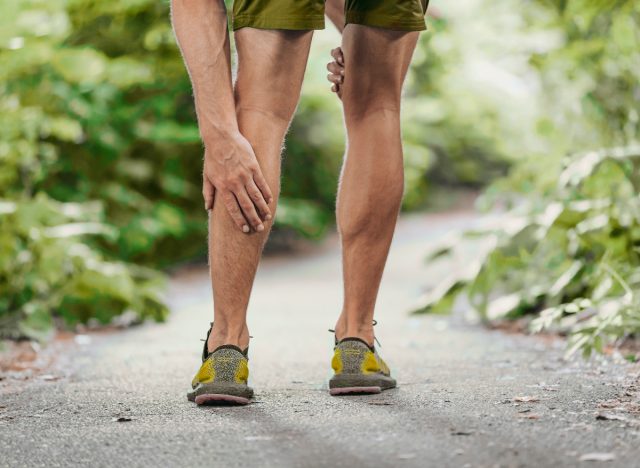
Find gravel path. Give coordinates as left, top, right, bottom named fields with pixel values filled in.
left=1, top=212, right=638, bottom=468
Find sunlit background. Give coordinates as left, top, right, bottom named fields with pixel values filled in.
left=1, top=0, right=639, bottom=357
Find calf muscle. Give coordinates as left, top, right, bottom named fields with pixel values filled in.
left=206, top=29, right=313, bottom=352
left=334, top=24, right=419, bottom=345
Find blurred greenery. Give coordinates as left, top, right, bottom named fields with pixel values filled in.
left=415, top=0, right=640, bottom=357
left=1, top=0, right=513, bottom=338
left=4, top=0, right=635, bottom=348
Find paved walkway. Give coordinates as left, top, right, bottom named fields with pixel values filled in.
left=1, top=212, right=639, bottom=467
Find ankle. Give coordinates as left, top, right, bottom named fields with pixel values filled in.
left=207, top=322, right=250, bottom=352
left=333, top=317, right=375, bottom=347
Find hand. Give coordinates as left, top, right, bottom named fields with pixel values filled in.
left=327, top=47, right=345, bottom=99
left=203, top=131, right=273, bottom=233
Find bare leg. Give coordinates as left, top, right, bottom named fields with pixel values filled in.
left=207, top=29, right=313, bottom=351
left=325, top=0, right=345, bottom=32
left=334, top=25, right=419, bottom=345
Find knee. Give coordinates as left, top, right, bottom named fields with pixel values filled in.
left=344, top=107, right=401, bottom=132
left=342, top=89, right=402, bottom=124
left=233, top=98, right=297, bottom=146
left=234, top=75, right=303, bottom=126
left=341, top=67, right=404, bottom=120
left=234, top=93, right=299, bottom=127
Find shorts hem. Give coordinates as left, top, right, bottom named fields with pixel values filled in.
left=232, top=15, right=325, bottom=31
left=345, top=12, right=427, bottom=31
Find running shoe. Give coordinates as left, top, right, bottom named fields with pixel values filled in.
left=329, top=336, right=396, bottom=395
left=187, top=325, right=253, bottom=405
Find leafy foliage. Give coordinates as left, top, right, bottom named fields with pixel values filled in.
left=0, top=195, right=168, bottom=340
left=2, top=0, right=519, bottom=338
left=415, top=0, right=640, bottom=357
left=0, top=0, right=178, bottom=338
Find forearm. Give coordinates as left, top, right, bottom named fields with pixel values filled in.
left=325, top=0, right=345, bottom=33
left=171, top=0, right=237, bottom=142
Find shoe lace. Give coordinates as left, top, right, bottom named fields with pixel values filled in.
left=328, top=319, right=381, bottom=347
left=200, top=322, right=252, bottom=360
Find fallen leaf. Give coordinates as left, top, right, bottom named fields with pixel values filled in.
left=596, top=413, right=627, bottom=422
left=579, top=453, right=616, bottom=462
left=112, top=416, right=132, bottom=422
left=513, top=396, right=539, bottom=403
left=451, top=430, right=473, bottom=436
left=40, top=374, right=60, bottom=381
left=598, top=400, right=619, bottom=409
left=518, top=413, right=540, bottom=420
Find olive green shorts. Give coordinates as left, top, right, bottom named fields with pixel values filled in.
left=232, top=0, right=429, bottom=32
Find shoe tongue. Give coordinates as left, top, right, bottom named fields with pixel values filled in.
left=201, top=325, right=214, bottom=362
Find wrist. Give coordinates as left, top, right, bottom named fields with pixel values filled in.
left=201, top=125, right=239, bottom=145
left=203, top=129, right=247, bottom=161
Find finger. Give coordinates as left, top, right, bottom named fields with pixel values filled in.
left=222, top=190, right=250, bottom=233
left=330, top=47, right=344, bottom=65
left=326, top=61, right=344, bottom=75
left=331, top=84, right=338, bottom=93
left=246, top=179, right=272, bottom=221
left=327, top=73, right=342, bottom=85
left=252, top=169, right=273, bottom=206
left=203, top=175, right=215, bottom=211
left=236, top=189, right=264, bottom=232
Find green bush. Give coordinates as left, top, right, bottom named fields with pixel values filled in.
left=1, top=0, right=525, bottom=338
left=0, top=0, right=177, bottom=338
left=415, top=0, right=640, bottom=357
left=0, top=194, right=168, bottom=340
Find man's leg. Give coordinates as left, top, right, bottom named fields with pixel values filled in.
left=207, top=29, right=313, bottom=352
left=333, top=25, right=419, bottom=345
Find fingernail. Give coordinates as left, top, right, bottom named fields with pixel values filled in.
left=265, top=214, right=272, bottom=221
left=340, top=70, right=344, bottom=75
left=257, top=224, right=264, bottom=232
left=242, top=225, right=250, bottom=233
left=268, top=198, right=274, bottom=204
